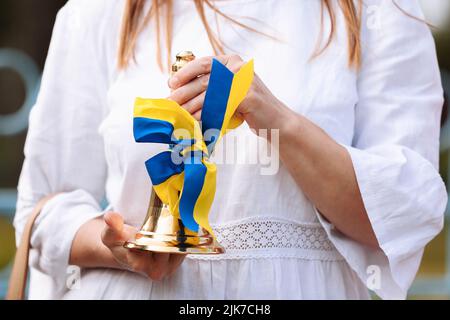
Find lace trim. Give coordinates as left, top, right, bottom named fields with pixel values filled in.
left=188, top=216, right=343, bottom=261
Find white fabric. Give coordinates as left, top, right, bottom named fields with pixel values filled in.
left=14, top=0, right=446, bottom=300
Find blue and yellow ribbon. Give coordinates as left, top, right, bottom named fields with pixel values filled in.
left=133, top=59, right=254, bottom=235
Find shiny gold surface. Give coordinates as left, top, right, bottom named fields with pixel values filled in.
left=124, top=51, right=224, bottom=255
left=171, top=51, right=195, bottom=75
left=124, top=190, right=224, bottom=254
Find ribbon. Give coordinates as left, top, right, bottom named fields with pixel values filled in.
left=133, top=59, right=254, bottom=235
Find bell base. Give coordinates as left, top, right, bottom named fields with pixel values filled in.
left=124, top=231, right=225, bottom=255
left=124, top=241, right=224, bottom=254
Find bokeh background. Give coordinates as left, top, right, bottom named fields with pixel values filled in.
left=1, top=0, right=450, bottom=299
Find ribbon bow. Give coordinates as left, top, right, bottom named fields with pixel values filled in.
left=133, top=59, right=254, bottom=235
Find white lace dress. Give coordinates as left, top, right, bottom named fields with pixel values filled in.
left=15, top=0, right=446, bottom=300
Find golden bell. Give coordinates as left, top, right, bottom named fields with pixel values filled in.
left=124, top=51, right=225, bottom=255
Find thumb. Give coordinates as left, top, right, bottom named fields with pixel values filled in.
left=101, top=212, right=125, bottom=247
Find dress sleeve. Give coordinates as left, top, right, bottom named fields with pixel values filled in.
left=317, top=0, right=447, bottom=299
left=14, top=1, right=109, bottom=294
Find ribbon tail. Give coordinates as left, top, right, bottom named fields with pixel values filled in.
left=178, top=155, right=205, bottom=232
left=223, top=59, right=254, bottom=132
left=192, top=160, right=216, bottom=236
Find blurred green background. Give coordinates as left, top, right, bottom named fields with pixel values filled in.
left=0, top=0, right=450, bottom=299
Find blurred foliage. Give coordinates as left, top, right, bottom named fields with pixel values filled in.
left=0, top=0, right=67, bottom=187
left=441, top=151, right=448, bottom=185
left=435, top=23, right=450, bottom=71
left=419, top=222, right=447, bottom=276
left=0, top=216, right=15, bottom=269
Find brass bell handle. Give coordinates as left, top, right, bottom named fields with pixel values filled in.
left=171, top=51, right=195, bottom=75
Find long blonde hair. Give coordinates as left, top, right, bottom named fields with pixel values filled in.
left=118, top=0, right=363, bottom=71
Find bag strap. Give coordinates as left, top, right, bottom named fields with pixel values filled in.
left=6, top=194, right=59, bottom=300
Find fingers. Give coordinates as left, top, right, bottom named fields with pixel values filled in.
left=169, top=54, right=244, bottom=90
left=168, top=54, right=245, bottom=120
left=126, top=251, right=186, bottom=281
left=192, top=109, right=202, bottom=121
left=126, top=250, right=153, bottom=275
left=101, top=212, right=125, bottom=248
left=151, top=252, right=170, bottom=266
left=147, top=253, right=185, bottom=280
left=170, top=74, right=209, bottom=106
left=129, top=252, right=181, bottom=281
left=104, top=211, right=124, bottom=231
left=169, top=56, right=216, bottom=90
left=181, top=91, right=206, bottom=115
left=122, top=224, right=138, bottom=241
left=147, top=253, right=170, bottom=281
left=167, top=254, right=186, bottom=277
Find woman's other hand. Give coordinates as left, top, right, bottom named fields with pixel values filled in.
left=168, top=55, right=292, bottom=134
left=101, top=212, right=186, bottom=281
left=70, top=212, right=186, bottom=281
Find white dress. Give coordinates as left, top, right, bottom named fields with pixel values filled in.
left=15, top=0, right=447, bottom=300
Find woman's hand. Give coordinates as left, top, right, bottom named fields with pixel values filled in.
left=70, top=212, right=186, bottom=281
left=101, top=212, right=186, bottom=280
left=168, top=54, right=293, bottom=134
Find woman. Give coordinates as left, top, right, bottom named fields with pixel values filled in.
left=15, top=0, right=446, bottom=299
